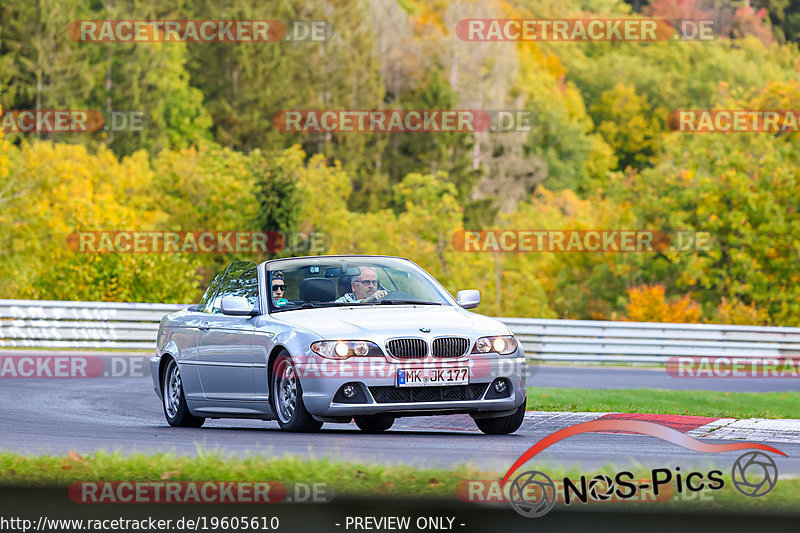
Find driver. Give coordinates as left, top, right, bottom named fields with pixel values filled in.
left=335, top=267, right=387, bottom=303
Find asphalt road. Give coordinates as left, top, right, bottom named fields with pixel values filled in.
left=531, top=365, right=800, bottom=392
left=2, top=376, right=799, bottom=477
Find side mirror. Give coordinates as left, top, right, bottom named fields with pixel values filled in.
left=456, top=289, right=480, bottom=309
left=221, top=296, right=256, bottom=316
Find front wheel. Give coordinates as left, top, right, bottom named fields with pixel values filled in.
left=473, top=403, right=525, bottom=435
left=354, top=415, right=394, bottom=432
left=272, top=353, right=323, bottom=432
left=162, top=358, right=205, bottom=428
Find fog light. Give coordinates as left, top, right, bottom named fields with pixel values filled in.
left=493, top=379, right=507, bottom=394
left=342, top=384, right=356, bottom=398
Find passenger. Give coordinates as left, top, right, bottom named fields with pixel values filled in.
left=335, top=267, right=387, bottom=303
left=272, top=271, right=288, bottom=306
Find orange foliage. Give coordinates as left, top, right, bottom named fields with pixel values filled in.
left=625, top=285, right=702, bottom=323
left=713, top=297, right=769, bottom=325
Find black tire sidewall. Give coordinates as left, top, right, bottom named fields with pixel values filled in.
left=270, top=352, right=300, bottom=429
left=162, top=358, right=204, bottom=428
left=162, top=359, right=180, bottom=425
left=271, top=353, right=321, bottom=432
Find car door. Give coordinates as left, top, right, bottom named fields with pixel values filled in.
left=197, top=262, right=259, bottom=401
left=176, top=269, right=225, bottom=402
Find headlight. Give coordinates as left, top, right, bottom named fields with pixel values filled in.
left=471, top=335, right=517, bottom=355
left=311, top=340, right=383, bottom=359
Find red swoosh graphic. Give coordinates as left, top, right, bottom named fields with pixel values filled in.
left=501, top=420, right=786, bottom=486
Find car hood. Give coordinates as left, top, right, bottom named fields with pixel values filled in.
left=271, top=305, right=508, bottom=340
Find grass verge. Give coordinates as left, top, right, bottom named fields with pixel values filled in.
left=0, top=451, right=475, bottom=498
left=0, top=451, right=797, bottom=515
left=526, top=387, right=800, bottom=419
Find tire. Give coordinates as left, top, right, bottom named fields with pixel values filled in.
left=271, top=353, right=323, bottom=432
left=474, top=403, right=526, bottom=435
left=162, top=358, right=205, bottom=428
left=354, top=415, right=394, bottom=432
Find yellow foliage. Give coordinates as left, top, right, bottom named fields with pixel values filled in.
left=0, top=140, right=200, bottom=301
left=713, top=297, right=769, bottom=326
left=625, top=285, right=702, bottom=324
left=0, top=104, right=10, bottom=181
left=293, top=149, right=351, bottom=234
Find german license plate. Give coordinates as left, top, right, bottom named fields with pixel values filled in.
left=397, top=367, right=469, bottom=387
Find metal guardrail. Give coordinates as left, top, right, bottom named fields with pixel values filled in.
left=3, top=299, right=800, bottom=363
left=0, top=299, right=183, bottom=350
left=503, top=317, right=800, bottom=363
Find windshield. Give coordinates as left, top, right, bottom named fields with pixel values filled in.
left=265, top=256, right=454, bottom=312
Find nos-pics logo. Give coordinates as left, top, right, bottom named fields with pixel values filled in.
left=502, top=420, right=783, bottom=518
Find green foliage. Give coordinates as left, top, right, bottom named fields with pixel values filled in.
left=0, top=0, right=212, bottom=156
left=104, top=42, right=213, bottom=155
left=0, top=139, right=309, bottom=302
left=2, top=0, right=800, bottom=326
left=514, top=39, right=616, bottom=193
left=614, top=131, right=800, bottom=325
left=590, top=83, right=661, bottom=170
left=547, top=35, right=799, bottom=145
left=153, top=143, right=259, bottom=232
left=381, top=70, right=480, bottom=209
left=253, top=151, right=301, bottom=236
left=31, top=253, right=202, bottom=303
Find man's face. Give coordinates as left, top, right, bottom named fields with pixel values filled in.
left=271, top=278, right=286, bottom=300
left=351, top=268, right=379, bottom=300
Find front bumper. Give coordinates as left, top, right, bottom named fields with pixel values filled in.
left=296, top=352, right=527, bottom=419
left=150, top=354, right=162, bottom=399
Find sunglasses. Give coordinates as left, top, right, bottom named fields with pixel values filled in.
left=272, top=284, right=286, bottom=292
left=356, top=279, right=378, bottom=286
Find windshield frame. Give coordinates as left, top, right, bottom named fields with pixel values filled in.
left=261, top=255, right=459, bottom=314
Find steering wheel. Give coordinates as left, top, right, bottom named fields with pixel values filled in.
left=376, top=290, right=417, bottom=301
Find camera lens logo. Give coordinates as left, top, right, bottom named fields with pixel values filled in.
left=508, top=470, right=556, bottom=518
left=587, top=474, right=614, bottom=501
left=731, top=451, right=778, bottom=498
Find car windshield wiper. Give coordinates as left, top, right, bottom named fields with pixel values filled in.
left=377, top=299, right=442, bottom=305
left=273, top=302, right=335, bottom=312
left=273, top=300, right=442, bottom=312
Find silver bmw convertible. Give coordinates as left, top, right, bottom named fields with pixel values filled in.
left=150, top=255, right=527, bottom=434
